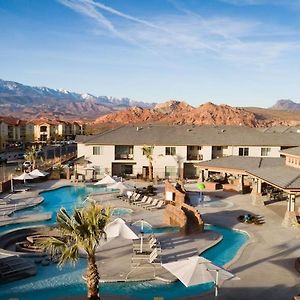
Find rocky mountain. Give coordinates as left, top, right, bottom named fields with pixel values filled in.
left=0, top=79, right=154, bottom=120
left=94, top=101, right=261, bottom=127
left=271, top=99, right=300, bottom=111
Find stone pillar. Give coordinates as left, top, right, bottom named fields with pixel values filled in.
left=257, top=179, right=262, bottom=194
left=282, top=194, right=298, bottom=227
left=238, top=175, right=245, bottom=194
left=204, top=170, right=209, bottom=181
left=251, top=179, right=265, bottom=206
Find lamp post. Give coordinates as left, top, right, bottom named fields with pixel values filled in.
left=140, top=219, right=144, bottom=253
left=207, top=269, right=219, bottom=300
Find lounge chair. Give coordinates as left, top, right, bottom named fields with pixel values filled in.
left=131, top=247, right=160, bottom=264
left=136, top=197, right=152, bottom=207
left=147, top=200, right=165, bottom=210
left=142, top=198, right=159, bottom=209
left=132, top=195, right=148, bottom=206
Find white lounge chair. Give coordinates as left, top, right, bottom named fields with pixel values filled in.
left=136, top=197, right=152, bottom=207
left=142, top=198, right=159, bottom=209
left=147, top=200, right=165, bottom=210
left=132, top=195, right=148, bottom=206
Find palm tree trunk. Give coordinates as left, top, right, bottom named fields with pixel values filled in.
left=149, top=161, right=153, bottom=181
left=86, top=254, right=100, bottom=300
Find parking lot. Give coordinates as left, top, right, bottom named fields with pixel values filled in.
left=0, top=144, right=77, bottom=182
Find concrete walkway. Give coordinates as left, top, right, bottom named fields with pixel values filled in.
left=181, top=190, right=300, bottom=300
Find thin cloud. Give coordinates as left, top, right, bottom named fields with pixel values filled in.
left=57, top=0, right=300, bottom=66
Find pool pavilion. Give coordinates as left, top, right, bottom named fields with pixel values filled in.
left=197, top=147, right=300, bottom=227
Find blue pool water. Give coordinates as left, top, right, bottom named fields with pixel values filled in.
left=0, top=185, right=115, bottom=233
left=0, top=224, right=248, bottom=300
left=0, top=186, right=249, bottom=300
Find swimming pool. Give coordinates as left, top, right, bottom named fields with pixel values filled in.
left=0, top=224, right=248, bottom=300
left=0, top=185, right=115, bottom=233
left=187, top=191, right=233, bottom=208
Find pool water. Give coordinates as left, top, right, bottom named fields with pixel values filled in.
left=0, top=224, right=248, bottom=300
left=0, top=185, right=114, bottom=233
left=112, top=207, right=133, bottom=217
left=187, top=191, right=232, bottom=208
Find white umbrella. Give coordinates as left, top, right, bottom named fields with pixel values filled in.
left=13, top=172, right=35, bottom=183
left=162, top=256, right=238, bottom=299
left=105, top=218, right=139, bottom=240
left=29, top=169, right=49, bottom=177
left=94, top=175, right=117, bottom=186
left=109, top=181, right=134, bottom=194
left=131, top=219, right=152, bottom=253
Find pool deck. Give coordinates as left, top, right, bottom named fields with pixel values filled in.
left=0, top=180, right=299, bottom=300
left=180, top=188, right=300, bottom=300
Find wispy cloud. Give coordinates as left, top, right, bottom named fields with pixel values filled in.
left=57, top=0, right=300, bottom=66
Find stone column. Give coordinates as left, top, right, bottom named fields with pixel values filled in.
left=282, top=194, right=298, bottom=228
left=251, top=178, right=265, bottom=206
left=238, top=175, right=245, bottom=194
left=204, top=170, right=209, bottom=181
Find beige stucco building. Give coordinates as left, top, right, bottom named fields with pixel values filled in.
left=76, top=124, right=300, bottom=180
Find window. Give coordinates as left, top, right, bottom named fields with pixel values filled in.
left=261, top=147, right=271, bottom=156
left=238, top=147, right=249, bottom=156
left=165, top=147, right=176, bottom=155
left=165, top=166, right=177, bottom=178
left=93, top=146, right=103, bottom=155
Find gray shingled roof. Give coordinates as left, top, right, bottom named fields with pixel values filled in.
left=198, top=156, right=300, bottom=189
left=197, top=156, right=285, bottom=171
left=280, top=146, right=300, bottom=157
left=247, top=165, right=300, bottom=190
left=79, top=125, right=300, bottom=147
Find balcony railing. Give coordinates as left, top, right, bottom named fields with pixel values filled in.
left=187, top=154, right=203, bottom=161
left=115, top=153, right=134, bottom=160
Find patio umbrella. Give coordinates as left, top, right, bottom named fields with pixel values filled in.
left=94, top=175, right=117, bottom=186
left=131, top=219, right=152, bottom=253
left=109, top=181, right=134, bottom=194
left=105, top=218, right=139, bottom=240
left=29, top=169, right=49, bottom=177
left=13, top=172, right=35, bottom=183
left=197, top=183, right=206, bottom=202
left=162, top=256, right=238, bottom=299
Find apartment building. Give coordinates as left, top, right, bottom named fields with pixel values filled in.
left=33, top=119, right=85, bottom=142
left=0, top=116, right=34, bottom=151
left=76, top=124, right=300, bottom=179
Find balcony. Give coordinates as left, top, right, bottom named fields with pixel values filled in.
left=187, top=146, right=203, bottom=161
left=187, top=154, right=203, bottom=161
left=115, top=145, right=134, bottom=160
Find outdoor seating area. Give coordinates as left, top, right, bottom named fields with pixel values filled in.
left=237, top=214, right=265, bottom=225
left=125, top=191, right=166, bottom=210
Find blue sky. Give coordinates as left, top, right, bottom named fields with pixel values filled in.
left=1, top=0, right=300, bottom=107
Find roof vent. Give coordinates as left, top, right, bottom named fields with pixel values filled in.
left=136, top=126, right=143, bottom=131
left=187, top=128, right=192, bottom=132
left=220, top=129, right=226, bottom=133
left=297, top=129, right=300, bottom=133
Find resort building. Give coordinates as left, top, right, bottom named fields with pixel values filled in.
left=0, top=116, right=34, bottom=151
left=76, top=124, right=300, bottom=180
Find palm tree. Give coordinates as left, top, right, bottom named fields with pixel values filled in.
left=142, top=145, right=154, bottom=181
left=41, top=203, right=110, bottom=300
left=24, top=145, right=39, bottom=169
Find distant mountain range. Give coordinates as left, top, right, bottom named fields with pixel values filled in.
left=0, top=79, right=154, bottom=120
left=271, top=99, right=300, bottom=111
left=93, top=100, right=300, bottom=129
left=0, top=79, right=299, bottom=129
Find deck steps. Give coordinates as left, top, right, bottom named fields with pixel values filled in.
left=0, top=256, right=36, bottom=283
